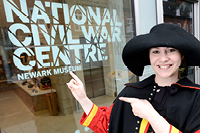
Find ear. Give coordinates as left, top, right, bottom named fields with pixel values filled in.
left=181, top=55, right=184, bottom=60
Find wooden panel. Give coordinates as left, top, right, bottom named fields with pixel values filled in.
left=14, top=87, right=50, bottom=115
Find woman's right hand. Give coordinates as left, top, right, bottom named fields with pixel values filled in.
left=66, top=71, right=93, bottom=115
left=66, top=71, right=87, bottom=102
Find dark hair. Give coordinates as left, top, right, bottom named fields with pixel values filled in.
left=179, top=58, right=188, bottom=78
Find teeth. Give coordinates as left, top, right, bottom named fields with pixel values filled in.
left=160, top=66, right=169, bottom=69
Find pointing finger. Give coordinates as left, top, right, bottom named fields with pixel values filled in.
left=69, top=71, right=81, bottom=82
left=119, top=97, right=139, bottom=103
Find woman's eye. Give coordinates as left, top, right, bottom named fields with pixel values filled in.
left=168, top=49, right=176, bottom=53
left=152, top=50, right=159, bottom=54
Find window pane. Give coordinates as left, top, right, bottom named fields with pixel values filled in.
left=0, top=0, right=136, bottom=132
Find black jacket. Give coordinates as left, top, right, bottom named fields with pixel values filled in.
left=109, top=75, right=200, bottom=133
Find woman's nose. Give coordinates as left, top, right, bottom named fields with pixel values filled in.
left=160, top=53, right=169, bottom=61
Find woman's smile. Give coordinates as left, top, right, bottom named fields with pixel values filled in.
left=158, top=64, right=172, bottom=69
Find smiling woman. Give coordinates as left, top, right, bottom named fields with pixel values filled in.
left=67, top=23, right=200, bottom=133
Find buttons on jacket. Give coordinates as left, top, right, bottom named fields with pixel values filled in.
left=134, top=120, right=140, bottom=132
left=153, top=85, right=156, bottom=91
left=148, top=85, right=157, bottom=102
left=149, top=98, right=151, bottom=100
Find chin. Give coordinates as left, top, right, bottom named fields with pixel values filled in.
left=158, top=74, right=171, bottom=79
left=157, top=72, right=178, bottom=79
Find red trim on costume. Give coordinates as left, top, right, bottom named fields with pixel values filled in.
left=169, top=125, right=172, bottom=133
left=144, top=122, right=150, bottom=133
left=195, top=129, right=200, bottom=133
left=80, top=104, right=98, bottom=126
left=80, top=103, right=114, bottom=133
left=124, top=85, right=142, bottom=89
left=174, top=83, right=200, bottom=90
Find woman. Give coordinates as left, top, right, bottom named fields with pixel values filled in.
left=67, top=23, right=200, bottom=133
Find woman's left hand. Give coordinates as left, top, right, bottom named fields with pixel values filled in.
left=120, top=97, right=170, bottom=132
left=119, top=97, right=155, bottom=120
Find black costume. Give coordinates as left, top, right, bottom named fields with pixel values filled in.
left=109, top=75, right=200, bottom=133
left=80, top=75, right=200, bottom=133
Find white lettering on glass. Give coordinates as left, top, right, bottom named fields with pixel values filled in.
left=3, top=0, right=123, bottom=80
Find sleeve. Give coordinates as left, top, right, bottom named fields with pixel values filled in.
left=80, top=103, right=114, bottom=133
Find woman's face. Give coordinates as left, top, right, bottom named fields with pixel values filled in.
left=149, top=47, right=182, bottom=79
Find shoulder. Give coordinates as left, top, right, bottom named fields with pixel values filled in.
left=175, top=77, right=200, bottom=90
left=172, top=77, right=200, bottom=103
left=117, top=75, right=155, bottom=97
left=124, top=74, right=155, bottom=89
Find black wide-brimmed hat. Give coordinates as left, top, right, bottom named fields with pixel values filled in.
left=122, top=23, right=200, bottom=76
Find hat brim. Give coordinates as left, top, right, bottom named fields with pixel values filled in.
left=122, top=23, right=200, bottom=76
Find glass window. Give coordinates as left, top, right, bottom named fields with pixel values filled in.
left=163, top=0, right=195, bottom=82
left=0, top=0, right=136, bottom=132
left=137, top=0, right=157, bottom=81
left=139, top=0, right=157, bottom=34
